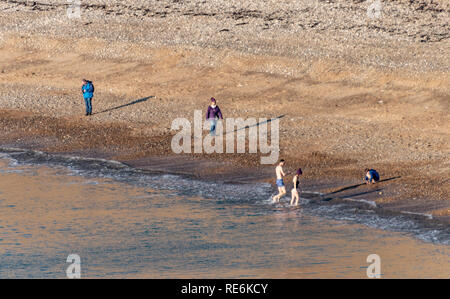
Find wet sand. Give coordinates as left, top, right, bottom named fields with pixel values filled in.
left=0, top=1, right=449, bottom=223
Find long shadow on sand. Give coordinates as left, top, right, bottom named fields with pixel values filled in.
left=93, top=96, right=154, bottom=115
left=223, top=114, right=286, bottom=135
left=321, top=188, right=383, bottom=202
left=321, top=176, right=401, bottom=201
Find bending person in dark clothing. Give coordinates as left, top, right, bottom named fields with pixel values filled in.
left=364, top=168, right=380, bottom=184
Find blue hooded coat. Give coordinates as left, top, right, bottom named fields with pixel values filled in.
left=82, top=81, right=94, bottom=99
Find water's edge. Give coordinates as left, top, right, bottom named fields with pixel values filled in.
left=0, top=146, right=448, bottom=245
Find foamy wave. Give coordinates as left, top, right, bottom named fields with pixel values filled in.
left=343, top=198, right=377, bottom=208
left=401, top=211, right=433, bottom=220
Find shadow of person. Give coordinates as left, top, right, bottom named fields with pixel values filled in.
left=321, top=176, right=401, bottom=201
left=223, top=114, right=286, bottom=135
left=321, top=188, right=383, bottom=202
left=93, top=96, right=154, bottom=115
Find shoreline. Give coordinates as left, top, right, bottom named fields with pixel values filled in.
left=1, top=150, right=449, bottom=278
left=1, top=143, right=449, bottom=247
left=0, top=108, right=448, bottom=227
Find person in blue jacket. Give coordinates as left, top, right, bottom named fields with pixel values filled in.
left=365, top=168, right=380, bottom=184
left=81, top=79, right=94, bottom=116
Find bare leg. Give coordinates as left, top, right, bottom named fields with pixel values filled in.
left=273, top=187, right=282, bottom=203
left=278, top=187, right=286, bottom=202
left=273, top=187, right=286, bottom=203
left=295, top=190, right=299, bottom=206
left=290, top=189, right=299, bottom=206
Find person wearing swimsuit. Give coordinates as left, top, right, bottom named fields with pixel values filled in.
left=291, top=168, right=302, bottom=206
left=272, top=159, right=286, bottom=203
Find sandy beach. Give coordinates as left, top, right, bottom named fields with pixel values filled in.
left=0, top=0, right=449, bottom=223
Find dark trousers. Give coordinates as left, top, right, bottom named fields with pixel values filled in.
left=84, top=98, right=92, bottom=115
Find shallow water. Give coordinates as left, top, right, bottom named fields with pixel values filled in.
left=0, top=149, right=448, bottom=278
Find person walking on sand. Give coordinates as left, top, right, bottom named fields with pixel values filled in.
left=364, top=168, right=380, bottom=184
left=290, top=168, right=302, bottom=206
left=272, top=159, right=286, bottom=203
left=81, top=79, right=95, bottom=116
left=206, top=97, right=223, bottom=136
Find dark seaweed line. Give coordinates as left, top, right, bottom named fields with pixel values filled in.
left=1, top=1, right=448, bottom=43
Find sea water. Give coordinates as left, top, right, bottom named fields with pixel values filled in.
left=0, top=148, right=448, bottom=278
